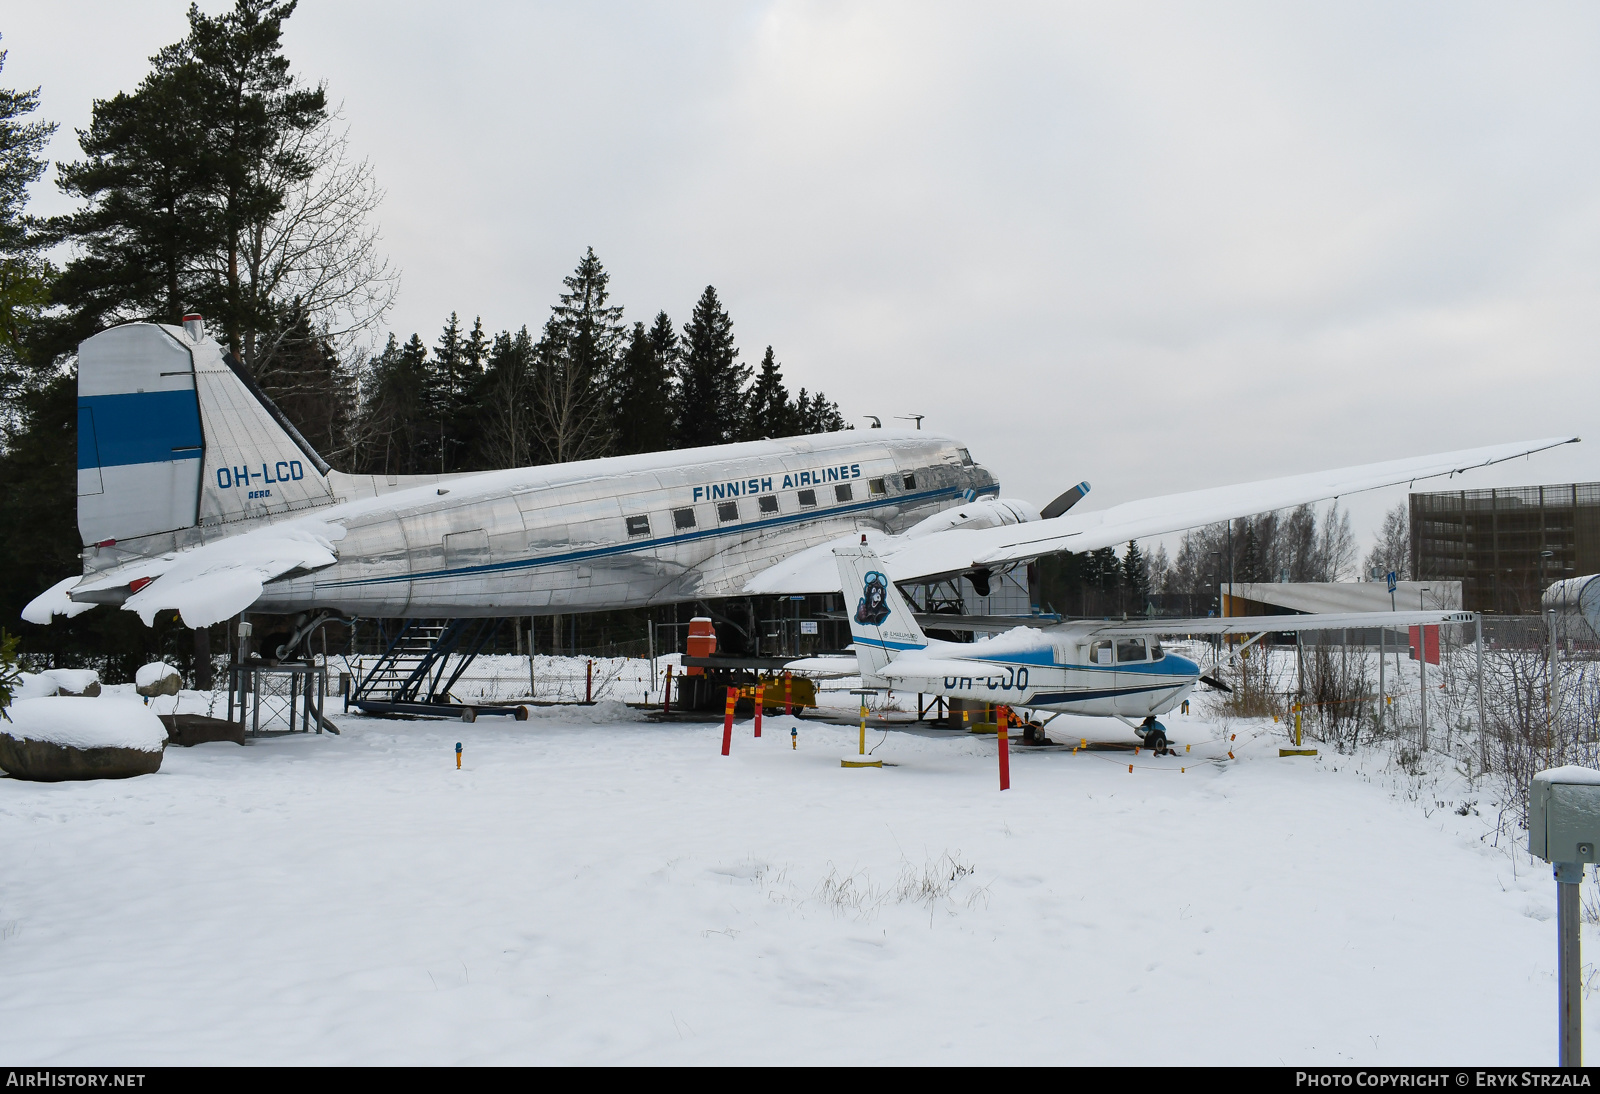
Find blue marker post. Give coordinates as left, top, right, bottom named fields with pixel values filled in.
left=455, top=741, right=462, bottom=770
left=791, top=725, right=797, bottom=750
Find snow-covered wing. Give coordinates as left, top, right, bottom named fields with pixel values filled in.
left=121, top=523, right=342, bottom=627
left=745, top=436, right=1577, bottom=594
left=22, top=576, right=102, bottom=624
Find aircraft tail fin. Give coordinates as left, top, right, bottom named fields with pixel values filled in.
left=76, top=319, right=335, bottom=555
left=832, top=538, right=929, bottom=687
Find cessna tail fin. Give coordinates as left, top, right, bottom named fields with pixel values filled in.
left=77, top=319, right=335, bottom=552
left=832, top=538, right=929, bottom=687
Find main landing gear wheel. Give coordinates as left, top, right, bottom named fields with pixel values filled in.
left=1138, top=716, right=1171, bottom=755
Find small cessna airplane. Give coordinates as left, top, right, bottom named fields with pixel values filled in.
left=21, top=318, right=1579, bottom=661
left=832, top=540, right=1476, bottom=753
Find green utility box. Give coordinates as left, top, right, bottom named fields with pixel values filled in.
left=1529, top=767, right=1600, bottom=864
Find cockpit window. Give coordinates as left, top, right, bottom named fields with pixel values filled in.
left=1090, top=640, right=1113, bottom=666
left=1115, top=638, right=1148, bottom=663
left=957, top=448, right=974, bottom=467
left=1150, top=640, right=1164, bottom=661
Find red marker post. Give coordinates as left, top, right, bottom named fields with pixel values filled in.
left=721, top=686, right=736, bottom=756
left=585, top=659, right=593, bottom=703
left=754, top=683, right=765, bottom=737
left=996, top=704, right=1011, bottom=791
left=662, top=665, right=673, bottom=714
left=783, top=672, right=793, bottom=716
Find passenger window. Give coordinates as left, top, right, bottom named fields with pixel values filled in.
left=835, top=483, right=853, bottom=503
left=758, top=495, right=779, bottom=514
left=625, top=515, right=650, bottom=537
left=869, top=478, right=886, bottom=496
left=672, top=508, right=696, bottom=530
left=1150, top=640, right=1164, bottom=661
left=902, top=473, right=916, bottom=490
left=1116, top=638, right=1148, bottom=663
left=797, top=489, right=817, bottom=507
left=1091, top=640, right=1113, bottom=666
left=717, top=501, right=739, bottom=523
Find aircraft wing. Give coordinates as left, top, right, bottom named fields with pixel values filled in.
left=1081, top=610, right=1476, bottom=636
left=24, top=520, right=343, bottom=629
left=745, top=436, right=1577, bottom=593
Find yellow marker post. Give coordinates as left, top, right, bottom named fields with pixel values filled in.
left=455, top=741, right=462, bottom=770
left=842, top=690, right=883, bottom=768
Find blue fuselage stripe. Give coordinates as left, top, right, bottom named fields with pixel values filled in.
left=313, top=482, right=1002, bottom=591
left=79, top=391, right=203, bottom=469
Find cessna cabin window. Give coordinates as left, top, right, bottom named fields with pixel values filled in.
left=1090, top=640, right=1113, bottom=666
left=625, top=515, right=651, bottom=537
left=758, top=494, right=779, bottom=515
left=869, top=478, right=886, bottom=497
left=797, top=489, right=817, bottom=507
left=902, top=473, right=916, bottom=490
left=1116, top=638, right=1148, bottom=663
left=672, top=508, right=696, bottom=530
left=717, top=501, right=739, bottom=523
left=1150, top=640, right=1165, bottom=661
left=835, top=483, right=853, bottom=503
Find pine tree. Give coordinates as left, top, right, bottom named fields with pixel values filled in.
left=53, top=1, right=326, bottom=360
left=0, top=35, right=56, bottom=357
left=672, top=285, right=748, bottom=448
left=744, top=346, right=795, bottom=440
left=610, top=319, right=675, bottom=455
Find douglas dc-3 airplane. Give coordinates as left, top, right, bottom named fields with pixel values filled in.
left=833, top=540, right=1476, bottom=753
left=21, top=318, right=1579, bottom=671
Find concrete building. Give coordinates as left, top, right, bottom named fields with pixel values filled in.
left=1411, top=483, right=1600, bottom=614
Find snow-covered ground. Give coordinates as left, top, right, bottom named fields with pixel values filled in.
left=0, top=699, right=1585, bottom=1064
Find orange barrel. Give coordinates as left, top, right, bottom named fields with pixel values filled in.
left=686, top=617, right=717, bottom=676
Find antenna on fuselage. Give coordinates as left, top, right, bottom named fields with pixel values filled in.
left=863, top=415, right=882, bottom=428
left=894, top=414, right=925, bottom=430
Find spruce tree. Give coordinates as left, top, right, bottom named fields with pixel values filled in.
left=529, top=249, right=624, bottom=464
left=793, top=388, right=847, bottom=434
left=672, top=285, right=748, bottom=448
left=1122, top=541, right=1151, bottom=604
left=744, top=346, right=796, bottom=440
left=476, top=325, right=536, bottom=469
left=610, top=320, right=675, bottom=455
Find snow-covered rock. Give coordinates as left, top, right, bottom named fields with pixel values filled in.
left=41, top=668, right=101, bottom=697
left=0, top=697, right=166, bottom=781
left=14, top=672, right=58, bottom=699
left=136, top=662, right=181, bottom=697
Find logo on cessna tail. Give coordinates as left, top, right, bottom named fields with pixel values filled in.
left=855, top=570, right=891, bottom=627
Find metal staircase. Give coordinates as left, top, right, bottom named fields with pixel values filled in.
left=350, top=618, right=528, bottom=722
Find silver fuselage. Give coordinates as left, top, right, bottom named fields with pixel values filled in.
left=257, top=430, right=997, bottom=618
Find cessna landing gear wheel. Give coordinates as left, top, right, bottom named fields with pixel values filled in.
left=1146, top=729, right=1169, bottom=755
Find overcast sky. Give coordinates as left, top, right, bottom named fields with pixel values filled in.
left=8, top=2, right=1600, bottom=562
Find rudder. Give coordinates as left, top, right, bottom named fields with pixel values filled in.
left=832, top=539, right=929, bottom=687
